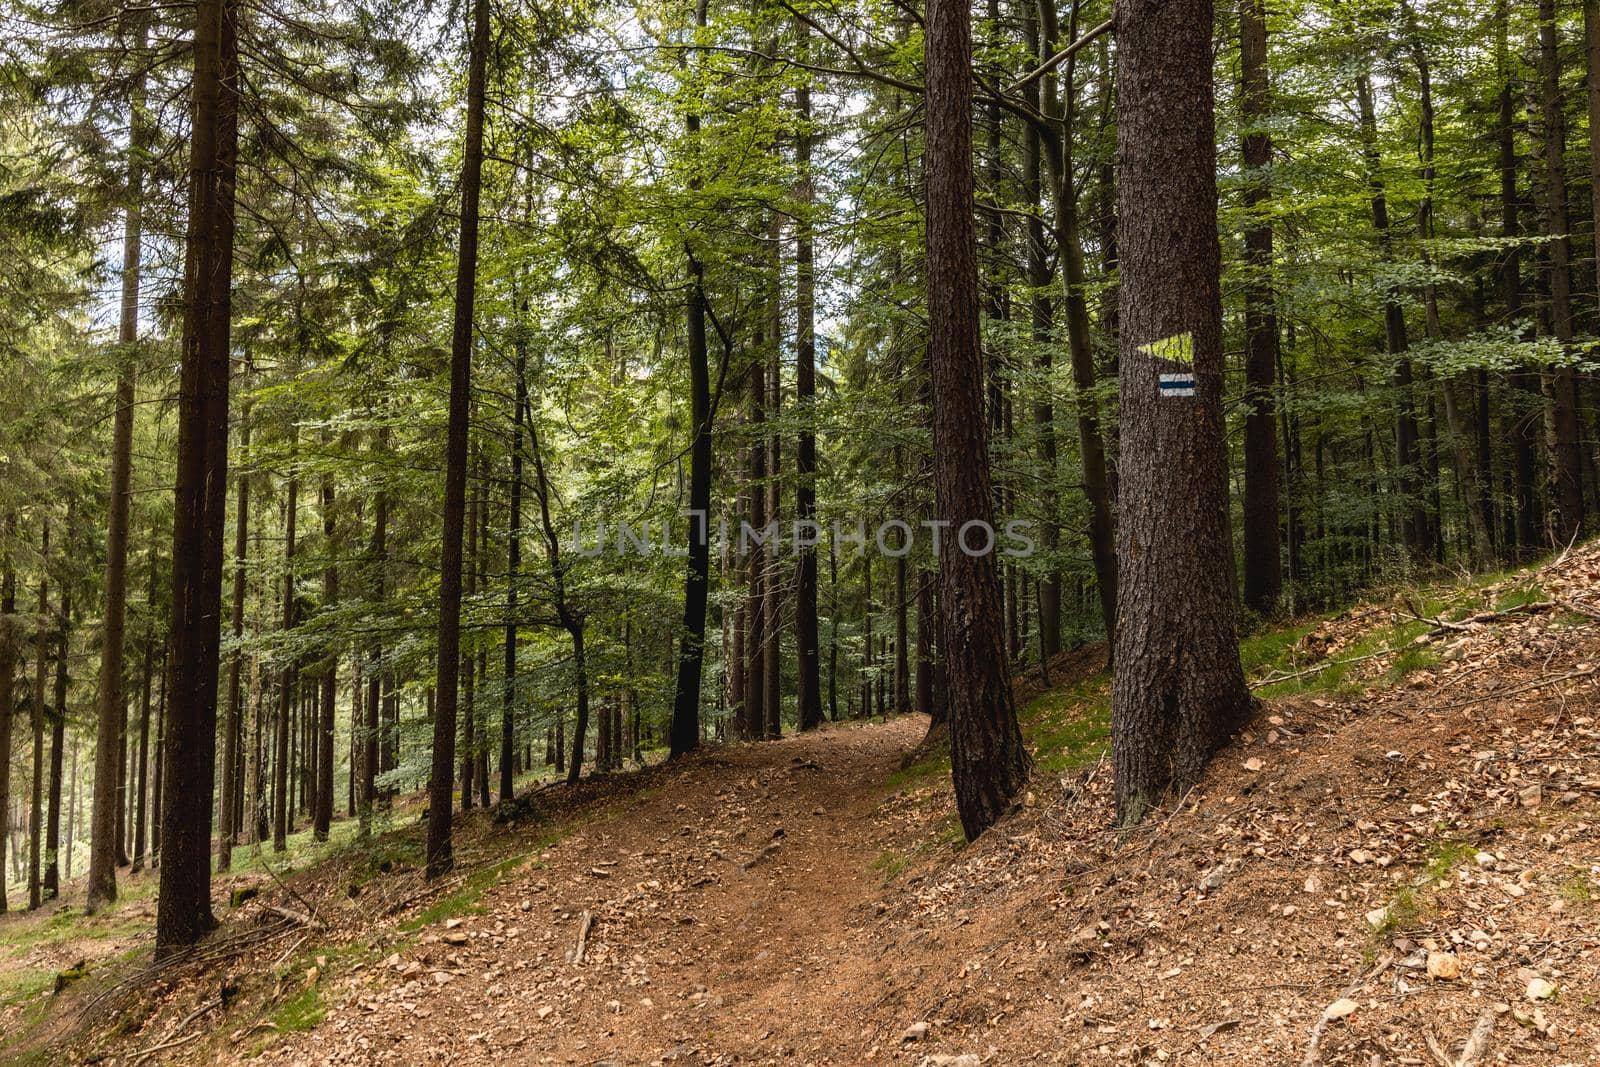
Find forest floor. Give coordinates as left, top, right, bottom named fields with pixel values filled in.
left=4, top=541, right=1600, bottom=1065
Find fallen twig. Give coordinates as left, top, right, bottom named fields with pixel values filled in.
left=1301, top=956, right=1392, bottom=1067
left=569, top=910, right=593, bottom=965
left=264, top=904, right=326, bottom=931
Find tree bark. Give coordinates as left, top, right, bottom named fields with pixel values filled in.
left=0, top=519, right=14, bottom=915
left=925, top=0, right=1030, bottom=840
left=156, top=0, right=238, bottom=952
left=218, top=413, right=249, bottom=869
left=1023, top=5, right=1061, bottom=662
left=314, top=464, right=336, bottom=840
left=427, top=0, right=489, bottom=880
left=794, top=19, right=822, bottom=733
left=273, top=454, right=299, bottom=851
left=501, top=346, right=526, bottom=802
left=1537, top=0, right=1586, bottom=542
left=359, top=433, right=386, bottom=836
left=28, top=526, right=47, bottom=909
left=43, top=596, right=66, bottom=900
left=1355, top=68, right=1427, bottom=561
left=86, top=53, right=145, bottom=910
left=1239, top=0, right=1281, bottom=613
left=1036, top=2, right=1116, bottom=647
left=669, top=0, right=712, bottom=759
left=1111, top=0, right=1254, bottom=824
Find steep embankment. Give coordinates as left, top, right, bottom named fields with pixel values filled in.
left=4, top=542, right=1599, bottom=1066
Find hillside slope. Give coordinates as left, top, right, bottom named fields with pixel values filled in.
left=4, top=542, right=1599, bottom=1065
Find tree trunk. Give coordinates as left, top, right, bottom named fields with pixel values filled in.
left=0, top=521, right=13, bottom=915
left=462, top=468, right=478, bottom=811
left=501, top=348, right=525, bottom=802
left=131, top=618, right=153, bottom=871
left=361, top=428, right=388, bottom=835
left=669, top=0, right=712, bottom=759
left=744, top=347, right=767, bottom=742
left=150, top=644, right=165, bottom=861
left=87, top=53, right=145, bottom=910
left=1023, top=5, right=1061, bottom=662
left=155, top=0, right=238, bottom=950
left=1035, top=3, right=1116, bottom=647
left=1111, top=0, right=1255, bottom=824
left=315, top=466, right=336, bottom=840
left=43, top=598, right=66, bottom=900
left=794, top=20, right=822, bottom=733
left=218, top=413, right=249, bottom=869
left=28, top=528, right=47, bottom=909
left=924, top=0, right=1030, bottom=840
left=1538, top=0, right=1586, bottom=542
left=273, top=457, right=299, bottom=851
left=1239, top=0, right=1281, bottom=613
left=427, top=0, right=489, bottom=880
left=1355, top=68, right=1426, bottom=560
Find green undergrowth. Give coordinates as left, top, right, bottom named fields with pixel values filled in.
left=1022, top=677, right=1112, bottom=773
left=399, top=850, right=534, bottom=932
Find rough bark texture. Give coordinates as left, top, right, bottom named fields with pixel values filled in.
left=924, top=0, right=1030, bottom=841
left=794, top=24, right=822, bottom=733
left=1023, top=6, right=1060, bottom=661
left=0, top=528, right=12, bottom=915
left=744, top=354, right=767, bottom=742
left=314, top=469, right=336, bottom=840
left=273, top=458, right=298, bottom=851
left=218, top=414, right=249, bottom=869
left=87, top=64, right=144, bottom=910
left=156, top=0, right=238, bottom=953
left=360, top=430, right=387, bottom=835
left=1538, top=0, right=1585, bottom=542
left=427, top=0, right=489, bottom=879
left=43, top=604, right=66, bottom=899
left=1239, top=0, right=1281, bottom=614
left=669, top=0, right=712, bottom=759
left=502, top=349, right=525, bottom=802
left=1111, top=0, right=1254, bottom=825
left=1355, top=69, right=1426, bottom=559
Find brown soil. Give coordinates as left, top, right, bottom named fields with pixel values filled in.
left=8, top=545, right=1600, bottom=1066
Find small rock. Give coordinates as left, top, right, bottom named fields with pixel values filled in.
left=1473, top=851, right=1497, bottom=870
left=1519, top=784, right=1543, bottom=809
left=1322, top=998, right=1358, bottom=1022
left=918, top=1056, right=980, bottom=1067
left=1526, top=977, right=1557, bottom=1001
left=1243, top=757, right=1264, bottom=772
left=1198, top=862, right=1234, bottom=892
left=902, top=1021, right=930, bottom=1042
left=537, top=1005, right=554, bottom=1020
left=1426, top=952, right=1460, bottom=980
left=430, top=971, right=453, bottom=985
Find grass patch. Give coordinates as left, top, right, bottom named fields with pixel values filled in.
left=269, top=982, right=325, bottom=1034
left=1494, top=583, right=1547, bottom=613
left=0, top=967, right=54, bottom=1008
left=399, top=851, right=533, bottom=933
left=871, top=849, right=911, bottom=883
left=1424, top=839, right=1477, bottom=881
left=1560, top=870, right=1595, bottom=906
left=1387, top=646, right=1440, bottom=682
left=1022, top=680, right=1111, bottom=773
left=884, top=746, right=948, bottom=793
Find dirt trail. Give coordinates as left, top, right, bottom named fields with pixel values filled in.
left=257, top=717, right=927, bottom=1065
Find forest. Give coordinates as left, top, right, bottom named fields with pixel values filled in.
left=0, top=0, right=1597, bottom=1061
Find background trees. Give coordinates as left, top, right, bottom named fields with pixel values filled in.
left=0, top=0, right=1595, bottom=910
